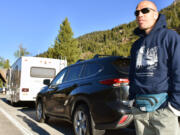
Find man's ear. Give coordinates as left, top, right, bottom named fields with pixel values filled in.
left=154, top=12, right=158, bottom=19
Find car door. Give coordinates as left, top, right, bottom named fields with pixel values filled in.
left=49, top=64, right=84, bottom=117
left=44, top=68, right=68, bottom=115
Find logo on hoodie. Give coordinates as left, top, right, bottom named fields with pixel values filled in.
left=136, top=45, right=158, bottom=76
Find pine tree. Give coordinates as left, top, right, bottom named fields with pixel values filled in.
left=54, top=18, right=80, bottom=65
left=0, top=57, right=4, bottom=68
left=3, top=59, right=10, bottom=68
left=14, top=44, right=30, bottom=58
left=46, top=45, right=55, bottom=58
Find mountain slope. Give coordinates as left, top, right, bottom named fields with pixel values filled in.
left=77, top=1, right=180, bottom=59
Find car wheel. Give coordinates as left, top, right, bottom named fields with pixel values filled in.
left=36, top=100, right=49, bottom=123
left=73, top=104, right=105, bottom=135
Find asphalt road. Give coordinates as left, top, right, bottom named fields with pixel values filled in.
left=0, top=94, right=136, bottom=135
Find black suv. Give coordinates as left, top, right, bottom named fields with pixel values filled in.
left=36, top=55, right=132, bottom=135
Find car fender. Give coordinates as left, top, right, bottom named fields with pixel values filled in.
left=70, top=95, right=92, bottom=118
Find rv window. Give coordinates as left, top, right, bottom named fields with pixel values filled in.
left=30, top=67, right=56, bottom=78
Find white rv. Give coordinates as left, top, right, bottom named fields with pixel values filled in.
left=6, top=56, right=67, bottom=105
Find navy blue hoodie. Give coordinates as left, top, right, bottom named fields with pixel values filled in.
left=129, top=14, right=180, bottom=110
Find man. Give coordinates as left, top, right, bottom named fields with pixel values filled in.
left=129, top=0, right=180, bottom=135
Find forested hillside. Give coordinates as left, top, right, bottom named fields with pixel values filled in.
left=38, top=1, right=180, bottom=64
left=77, top=1, right=180, bottom=59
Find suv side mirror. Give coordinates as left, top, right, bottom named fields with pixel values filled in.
left=43, top=79, right=50, bottom=86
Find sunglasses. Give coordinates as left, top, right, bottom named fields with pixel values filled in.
left=135, top=8, right=155, bottom=17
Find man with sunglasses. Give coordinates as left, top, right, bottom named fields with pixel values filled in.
left=129, top=0, right=180, bottom=135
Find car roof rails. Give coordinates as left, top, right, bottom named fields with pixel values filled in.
left=93, top=54, right=111, bottom=59
left=93, top=54, right=130, bottom=59
left=76, top=59, right=85, bottom=63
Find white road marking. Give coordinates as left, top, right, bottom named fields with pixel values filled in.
left=0, top=107, right=34, bottom=135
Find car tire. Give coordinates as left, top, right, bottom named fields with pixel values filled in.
left=36, top=100, right=49, bottom=123
left=73, top=104, right=105, bottom=135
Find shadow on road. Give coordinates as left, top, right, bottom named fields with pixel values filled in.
left=17, top=115, right=51, bottom=135
left=47, top=117, right=74, bottom=135
left=105, top=128, right=135, bottom=135
left=18, top=107, right=75, bottom=135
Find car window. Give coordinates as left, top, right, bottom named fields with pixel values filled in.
left=112, top=58, right=130, bottom=75
left=82, top=62, right=103, bottom=77
left=65, top=64, right=83, bottom=82
left=50, top=68, right=67, bottom=86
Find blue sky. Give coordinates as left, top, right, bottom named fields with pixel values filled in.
left=0, top=0, right=174, bottom=64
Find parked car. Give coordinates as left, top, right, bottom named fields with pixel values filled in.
left=36, top=55, right=132, bottom=135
